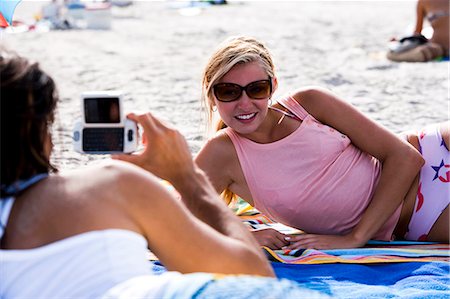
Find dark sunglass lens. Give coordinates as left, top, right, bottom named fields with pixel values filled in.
left=246, top=81, right=271, bottom=99
left=215, top=84, right=242, bottom=102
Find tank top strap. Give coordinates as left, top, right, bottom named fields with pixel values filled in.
left=276, top=94, right=309, bottom=120
left=0, top=173, right=49, bottom=240
left=223, top=127, right=240, bottom=145
left=0, top=198, right=14, bottom=240
left=1, top=173, right=49, bottom=197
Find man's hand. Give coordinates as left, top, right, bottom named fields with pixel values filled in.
left=113, top=112, right=195, bottom=185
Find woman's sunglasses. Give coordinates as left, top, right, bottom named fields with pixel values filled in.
left=213, top=78, right=272, bottom=102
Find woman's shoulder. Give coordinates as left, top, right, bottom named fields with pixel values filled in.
left=290, top=86, right=333, bottom=103
left=196, top=130, right=237, bottom=169
left=290, top=86, right=342, bottom=117
left=205, top=130, right=235, bottom=152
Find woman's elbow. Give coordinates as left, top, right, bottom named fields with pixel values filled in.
left=403, top=146, right=425, bottom=173
left=385, top=144, right=424, bottom=178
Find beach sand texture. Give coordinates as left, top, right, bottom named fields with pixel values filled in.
left=3, top=1, right=448, bottom=169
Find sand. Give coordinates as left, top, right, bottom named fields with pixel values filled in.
left=3, top=0, right=449, bottom=170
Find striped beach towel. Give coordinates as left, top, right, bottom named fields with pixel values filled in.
left=232, top=197, right=450, bottom=264
left=263, top=243, right=450, bottom=264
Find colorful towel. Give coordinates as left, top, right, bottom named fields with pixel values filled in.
left=264, top=243, right=450, bottom=264
left=232, top=197, right=450, bottom=265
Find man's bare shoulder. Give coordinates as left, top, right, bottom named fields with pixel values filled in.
left=57, top=160, right=162, bottom=201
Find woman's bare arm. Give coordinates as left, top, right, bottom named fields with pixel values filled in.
left=195, top=133, right=236, bottom=196
left=286, top=88, right=423, bottom=249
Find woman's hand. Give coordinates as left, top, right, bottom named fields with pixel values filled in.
left=284, top=233, right=365, bottom=250
left=252, top=228, right=290, bottom=249
left=113, top=112, right=195, bottom=184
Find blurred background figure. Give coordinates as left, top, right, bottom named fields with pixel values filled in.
left=387, top=0, right=449, bottom=62
left=41, top=0, right=62, bottom=23
left=39, top=0, right=73, bottom=29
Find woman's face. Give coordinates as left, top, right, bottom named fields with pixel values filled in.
left=213, top=61, right=274, bottom=136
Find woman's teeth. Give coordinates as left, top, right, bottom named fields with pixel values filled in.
left=236, top=113, right=256, bottom=120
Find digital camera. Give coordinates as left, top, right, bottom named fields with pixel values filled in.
left=73, top=91, right=138, bottom=154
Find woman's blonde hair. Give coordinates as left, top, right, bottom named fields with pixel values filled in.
left=200, top=36, right=276, bottom=204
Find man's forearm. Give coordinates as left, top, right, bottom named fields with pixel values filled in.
left=172, top=167, right=260, bottom=246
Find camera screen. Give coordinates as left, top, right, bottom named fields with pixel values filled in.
left=84, top=98, right=120, bottom=123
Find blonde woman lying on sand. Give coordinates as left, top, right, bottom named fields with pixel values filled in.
left=0, top=49, right=323, bottom=298
left=195, top=36, right=450, bottom=250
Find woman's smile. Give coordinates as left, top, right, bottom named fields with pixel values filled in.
left=235, top=112, right=257, bottom=122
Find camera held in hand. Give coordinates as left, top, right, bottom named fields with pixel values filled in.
left=73, top=91, right=138, bottom=154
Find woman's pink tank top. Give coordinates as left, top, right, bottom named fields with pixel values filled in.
left=224, top=95, right=402, bottom=241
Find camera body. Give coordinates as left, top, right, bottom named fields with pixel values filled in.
left=73, top=91, right=138, bottom=154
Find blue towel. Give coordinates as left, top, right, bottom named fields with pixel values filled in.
left=151, top=261, right=327, bottom=298
left=272, top=261, right=450, bottom=298
left=150, top=261, right=449, bottom=298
